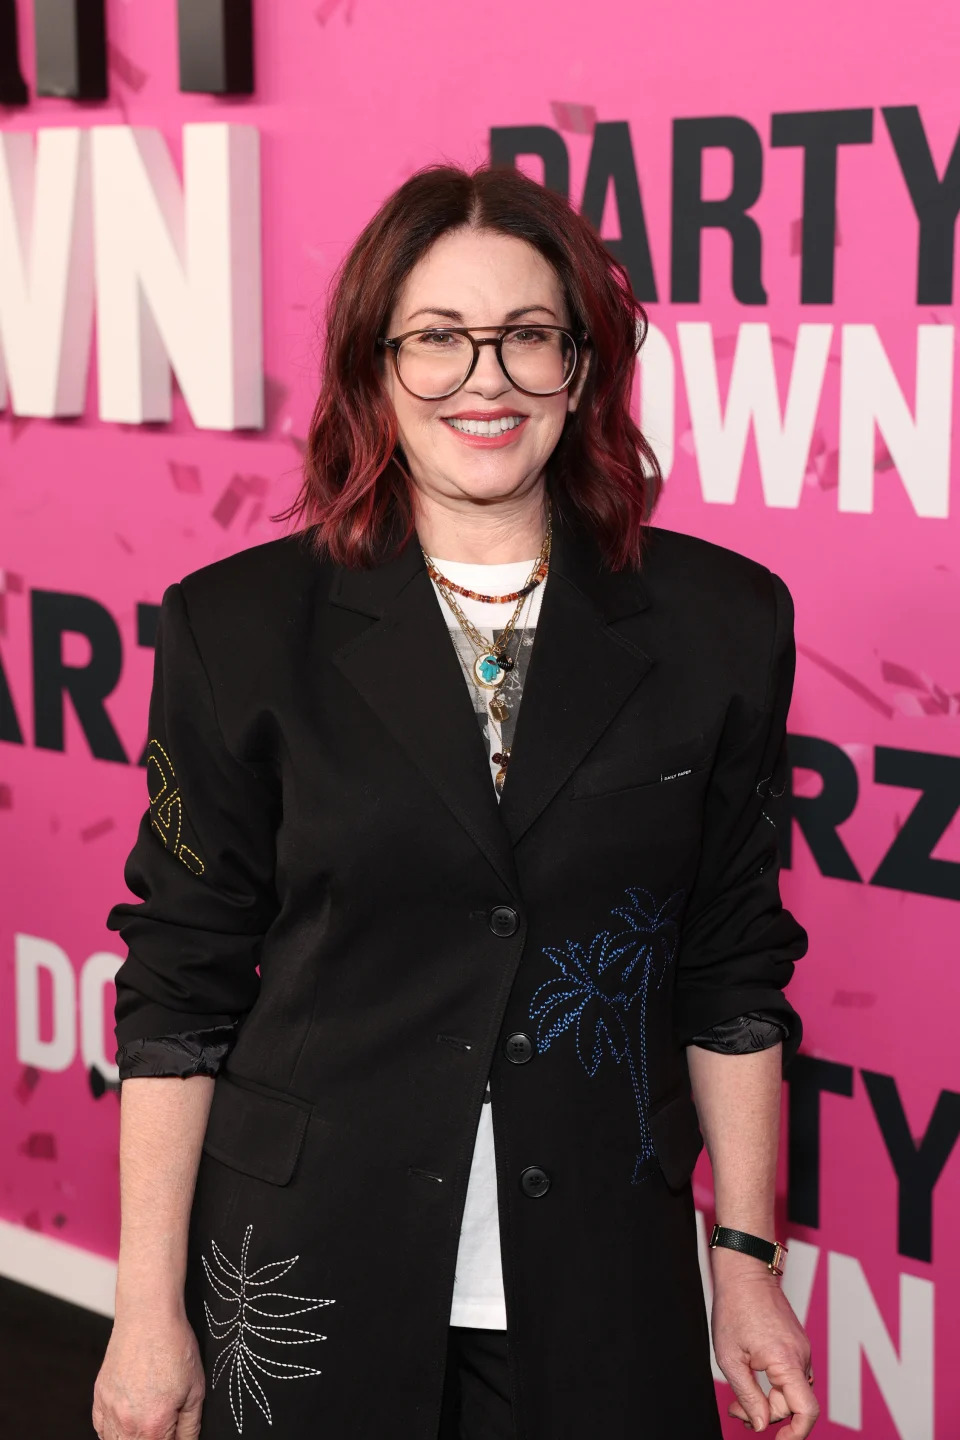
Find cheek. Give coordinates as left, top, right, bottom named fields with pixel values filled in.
left=531, top=400, right=571, bottom=447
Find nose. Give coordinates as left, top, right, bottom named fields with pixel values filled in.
left=463, top=340, right=511, bottom=399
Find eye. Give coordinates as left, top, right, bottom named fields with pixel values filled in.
left=416, top=329, right=459, bottom=347
left=508, top=328, right=552, bottom=346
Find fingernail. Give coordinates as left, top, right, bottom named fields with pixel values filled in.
left=754, top=1421, right=765, bottom=1433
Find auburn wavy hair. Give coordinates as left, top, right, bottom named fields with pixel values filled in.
left=274, top=162, right=662, bottom=570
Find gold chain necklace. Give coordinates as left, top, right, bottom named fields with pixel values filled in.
left=421, top=512, right=552, bottom=693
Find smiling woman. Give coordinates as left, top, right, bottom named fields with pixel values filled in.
left=278, top=163, right=662, bottom=568
left=97, top=161, right=815, bottom=1440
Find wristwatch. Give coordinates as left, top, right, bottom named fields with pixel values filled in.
left=709, top=1224, right=787, bottom=1276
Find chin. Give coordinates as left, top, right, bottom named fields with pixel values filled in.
left=452, top=470, right=533, bottom=503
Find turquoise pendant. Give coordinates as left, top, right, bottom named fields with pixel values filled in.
left=474, top=652, right=505, bottom=688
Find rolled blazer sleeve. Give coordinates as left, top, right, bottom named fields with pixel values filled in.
left=673, top=569, right=807, bottom=1066
left=106, top=581, right=281, bottom=1050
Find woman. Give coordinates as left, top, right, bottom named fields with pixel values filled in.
left=94, top=163, right=817, bottom=1440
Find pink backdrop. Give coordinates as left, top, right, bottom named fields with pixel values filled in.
left=1, top=2, right=958, bottom=1436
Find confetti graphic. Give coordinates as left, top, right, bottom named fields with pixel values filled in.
left=107, top=41, right=148, bottom=91
left=212, top=474, right=271, bottom=530
left=21, top=1133, right=57, bottom=1161
left=790, top=217, right=842, bottom=256
left=14, top=1067, right=40, bottom=1103
left=169, top=462, right=203, bottom=494
left=797, top=643, right=896, bottom=717
left=550, top=102, right=598, bottom=135
left=832, top=990, right=877, bottom=1008
left=880, top=660, right=960, bottom=716
left=314, top=0, right=356, bottom=24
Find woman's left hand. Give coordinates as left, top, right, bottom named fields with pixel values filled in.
left=712, top=1271, right=820, bottom=1436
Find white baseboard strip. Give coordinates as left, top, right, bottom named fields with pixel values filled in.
left=0, top=1219, right=117, bottom=1318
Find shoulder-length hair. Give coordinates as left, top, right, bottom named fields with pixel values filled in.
left=275, top=163, right=662, bottom=570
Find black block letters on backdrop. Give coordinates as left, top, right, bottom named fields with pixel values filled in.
left=0, top=0, right=253, bottom=103
left=31, top=592, right=126, bottom=761
left=788, top=733, right=960, bottom=902
left=33, top=0, right=107, bottom=100
left=0, top=0, right=28, bottom=104
left=769, top=109, right=874, bottom=304
left=671, top=116, right=767, bottom=305
left=492, top=107, right=960, bottom=305
left=788, top=1056, right=960, bottom=1264
left=581, top=122, right=658, bottom=301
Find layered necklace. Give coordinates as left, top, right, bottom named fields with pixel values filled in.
left=422, top=514, right=552, bottom=792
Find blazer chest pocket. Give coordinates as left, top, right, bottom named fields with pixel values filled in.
left=572, top=730, right=710, bottom=801
left=201, top=1071, right=312, bottom=1186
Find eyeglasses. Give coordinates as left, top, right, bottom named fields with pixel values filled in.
left=378, top=324, right=588, bottom=401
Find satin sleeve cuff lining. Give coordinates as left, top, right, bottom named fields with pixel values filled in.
left=116, top=1022, right=240, bottom=1081
left=688, top=1010, right=789, bottom=1055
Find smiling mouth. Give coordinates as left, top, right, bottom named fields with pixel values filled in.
left=443, top=415, right=526, bottom=436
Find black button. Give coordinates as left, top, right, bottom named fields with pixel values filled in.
left=489, top=905, right=519, bottom=937
left=504, top=1032, right=534, bottom=1064
left=520, top=1165, right=551, bottom=1198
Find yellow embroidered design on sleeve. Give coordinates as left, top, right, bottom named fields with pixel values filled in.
left=146, top=738, right=206, bottom=875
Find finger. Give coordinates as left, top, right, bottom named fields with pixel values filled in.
left=176, top=1397, right=204, bottom=1440
left=774, top=1371, right=820, bottom=1439
left=722, top=1359, right=770, bottom=1432
left=766, top=1385, right=790, bottom=1423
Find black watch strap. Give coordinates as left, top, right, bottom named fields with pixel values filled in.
left=709, top=1224, right=787, bottom=1276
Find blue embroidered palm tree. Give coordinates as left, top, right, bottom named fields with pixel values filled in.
left=529, top=885, right=686, bottom=1183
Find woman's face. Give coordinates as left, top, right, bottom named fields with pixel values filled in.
left=382, top=226, right=585, bottom=516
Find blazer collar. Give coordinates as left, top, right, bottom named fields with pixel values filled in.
left=328, top=499, right=651, bottom=623
left=328, top=498, right=653, bottom=895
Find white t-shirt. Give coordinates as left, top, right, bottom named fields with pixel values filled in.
left=427, top=557, right=547, bottom=1330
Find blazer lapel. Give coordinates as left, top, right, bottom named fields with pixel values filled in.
left=496, top=503, right=654, bottom=846
left=327, top=500, right=654, bottom=886
left=328, top=529, right=520, bottom=897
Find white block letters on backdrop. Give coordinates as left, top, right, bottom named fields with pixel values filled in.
left=0, top=127, right=94, bottom=417
left=0, top=123, right=263, bottom=431
left=637, top=319, right=954, bottom=517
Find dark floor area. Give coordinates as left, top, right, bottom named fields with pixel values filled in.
left=0, top=1275, right=111, bottom=1438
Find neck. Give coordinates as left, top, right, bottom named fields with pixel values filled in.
left=413, top=484, right=549, bottom=563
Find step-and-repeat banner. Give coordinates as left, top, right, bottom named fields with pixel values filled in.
left=0, top=2, right=957, bottom=1435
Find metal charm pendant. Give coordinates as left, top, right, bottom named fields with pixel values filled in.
left=489, top=693, right=510, bottom=723
left=474, top=652, right=505, bottom=688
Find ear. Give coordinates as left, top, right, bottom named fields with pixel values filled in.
left=566, top=344, right=592, bottom=414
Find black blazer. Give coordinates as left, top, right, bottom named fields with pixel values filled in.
left=106, top=502, right=806, bottom=1440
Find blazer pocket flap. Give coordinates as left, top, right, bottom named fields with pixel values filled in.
left=648, top=1092, right=704, bottom=1191
left=202, top=1073, right=310, bottom=1186
left=573, top=731, right=710, bottom=799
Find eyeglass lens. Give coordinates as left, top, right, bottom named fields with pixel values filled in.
left=396, top=328, right=577, bottom=399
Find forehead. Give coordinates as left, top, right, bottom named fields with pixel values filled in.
left=390, top=226, right=566, bottom=325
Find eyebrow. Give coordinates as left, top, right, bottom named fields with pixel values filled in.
left=404, top=305, right=559, bottom=324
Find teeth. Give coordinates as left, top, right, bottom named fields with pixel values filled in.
left=445, top=415, right=524, bottom=436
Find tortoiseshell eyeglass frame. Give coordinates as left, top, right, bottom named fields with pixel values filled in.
left=377, top=324, right=589, bottom=400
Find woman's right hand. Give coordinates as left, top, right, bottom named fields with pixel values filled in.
left=92, top=1310, right=206, bottom=1440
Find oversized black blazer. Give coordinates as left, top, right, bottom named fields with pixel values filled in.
left=106, top=500, right=807, bottom=1440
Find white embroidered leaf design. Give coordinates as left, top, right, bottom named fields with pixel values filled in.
left=203, top=1223, right=335, bottom=1433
